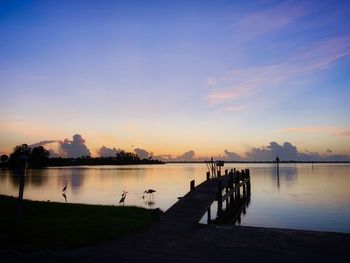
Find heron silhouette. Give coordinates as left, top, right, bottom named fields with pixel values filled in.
left=119, top=191, right=127, bottom=205
left=143, top=189, right=156, bottom=199
left=62, top=181, right=67, bottom=192
left=62, top=193, right=67, bottom=203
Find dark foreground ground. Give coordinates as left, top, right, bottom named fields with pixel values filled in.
left=2, top=219, right=350, bottom=263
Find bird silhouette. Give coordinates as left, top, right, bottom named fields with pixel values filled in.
left=62, top=181, right=67, bottom=192
left=119, top=190, right=127, bottom=205
left=62, top=193, right=67, bottom=203
left=143, top=189, right=156, bottom=199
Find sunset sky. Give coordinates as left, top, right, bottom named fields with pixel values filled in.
left=1, top=0, right=350, bottom=159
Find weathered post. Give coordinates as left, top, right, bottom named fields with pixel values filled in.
left=217, top=179, right=223, bottom=216
left=246, top=169, right=251, bottom=196
left=217, top=161, right=224, bottom=177
left=16, top=155, right=27, bottom=221
left=235, top=171, right=240, bottom=200
left=207, top=207, right=211, bottom=224
left=275, top=157, right=280, bottom=189
left=190, top=180, right=195, bottom=191
left=276, top=156, right=280, bottom=172
left=229, top=171, right=234, bottom=203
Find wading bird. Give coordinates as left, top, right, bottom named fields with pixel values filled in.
left=62, top=181, right=67, bottom=192
left=62, top=193, right=67, bottom=203
left=143, top=189, right=156, bottom=199
left=119, top=190, right=127, bottom=205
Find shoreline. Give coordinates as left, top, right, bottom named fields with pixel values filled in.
left=1, top=161, right=350, bottom=169
left=2, top=213, right=349, bottom=262
left=1, top=195, right=349, bottom=262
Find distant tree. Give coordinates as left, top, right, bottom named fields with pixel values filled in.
left=10, top=144, right=31, bottom=159
left=8, top=144, right=32, bottom=168
left=1, top=154, right=9, bottom=163
left=116, top=151, right=141, bottom=163
left=29, top=146, right=50, bottom=167
left=0, top=154, right=9, bottom=163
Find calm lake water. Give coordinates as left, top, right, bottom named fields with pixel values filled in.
left=1, top=163, right=349, bottom=233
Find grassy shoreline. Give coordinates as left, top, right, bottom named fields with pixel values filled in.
left=0, top=195, right=156, bottom=250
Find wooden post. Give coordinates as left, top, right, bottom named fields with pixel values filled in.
left=243, top=183, right=247, bottom=197
left=217, top=179, right=223, bottom=216
left=206, top=171, right=210, bottom=180
left=235, top=171, right=240, bottom=200
left=190, top=180, right=195, bottom=191
left=229, top=171, right=234, bottom=203
left=217, top=170, right=221, bottom=177
left=242, top=169, right=247, bottom=196
left=17, top=176, right=25, bottom=220
left=207, top=207, right=211, bottom=224
left=225, top=169, right=228, bottom=175
left=246, top=169, right=251, bottom=196
left=16, top=155, right=27, bottom=221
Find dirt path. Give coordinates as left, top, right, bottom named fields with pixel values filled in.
left=3, top=221, right=349, bottom=263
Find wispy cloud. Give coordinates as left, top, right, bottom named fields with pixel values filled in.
left=338, top=130, right=350, bottom=137
left=221, top=105, right=247, bottom=112
left=280, top=126, right=350, bottom=137
left=232, top=2, right=305, bottom=41
left=207, top=36, right=350, bottom=106
left=208, top=85, right=255, bottom=106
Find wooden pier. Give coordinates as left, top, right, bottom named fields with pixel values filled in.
left=162, top=168, right=251, bottom=228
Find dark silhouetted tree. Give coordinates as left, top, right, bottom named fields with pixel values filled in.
left=8, top=144, right=32, bottom=168
left=30, top=146, right=50, bottom=167
left=1, top=154, right=8, bottom=163
left=116, top=151, right=140, bottom=163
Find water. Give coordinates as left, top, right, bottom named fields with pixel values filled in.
left=1, top=163, right=349, bottom=233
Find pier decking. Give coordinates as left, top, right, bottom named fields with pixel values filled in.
left=161, top=169, right=251, bottom=228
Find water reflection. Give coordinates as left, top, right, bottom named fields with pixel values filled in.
left=143, top=198, right=156, bottom=208
left=0, top=164, right=350, bottom=233
left=202, top=182, right=251, bottom=225
left=27, top=169, right=49, bottom=186
left=271, top=164, right=298, bottom=189
left=213, top=195, right=251, bottom=225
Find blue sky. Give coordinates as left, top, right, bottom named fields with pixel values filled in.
left=1, top=0, right=350, bottom=158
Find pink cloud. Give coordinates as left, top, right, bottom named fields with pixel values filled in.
left=207, top=85, right=255, bottom=105
left=338, top=130, right=350, bottom=136
left=207, top=36, right=350, bottom=105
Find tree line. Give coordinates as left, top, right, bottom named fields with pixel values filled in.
left=0, top=144, right=163, bottom=169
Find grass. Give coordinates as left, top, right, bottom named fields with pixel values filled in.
left=0, top=195, right=155, bottom=250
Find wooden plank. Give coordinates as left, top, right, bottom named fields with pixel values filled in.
left=161, top=170, right=250, bottom=229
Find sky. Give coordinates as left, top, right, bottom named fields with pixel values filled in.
left=1, top=0, right=350, bottom=160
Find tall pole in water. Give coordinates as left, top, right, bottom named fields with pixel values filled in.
left=275, top=156, right=280, bottom=189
